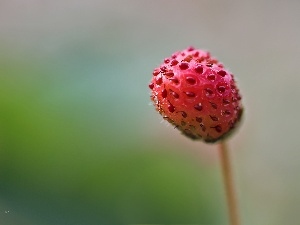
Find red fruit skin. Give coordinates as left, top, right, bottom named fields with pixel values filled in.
left=149, top=47, right=243, bottom=143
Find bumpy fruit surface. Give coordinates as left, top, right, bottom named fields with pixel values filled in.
left=149, top=47, right=243, bottom=143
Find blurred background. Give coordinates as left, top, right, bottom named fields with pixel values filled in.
left=0, top=0, right=300, bottom=224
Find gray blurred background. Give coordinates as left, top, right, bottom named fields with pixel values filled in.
left=0, top=0, right=300, bottom=224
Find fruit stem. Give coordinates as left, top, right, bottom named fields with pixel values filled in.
left=219, top=141, right=241, bottom=225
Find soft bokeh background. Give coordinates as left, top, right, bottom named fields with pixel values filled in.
left=0, top=1, right=300, bottom=224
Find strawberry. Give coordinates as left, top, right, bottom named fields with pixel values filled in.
left=149, top=47, right=243, bottom=143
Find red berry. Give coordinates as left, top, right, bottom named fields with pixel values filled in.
left=149, top=47, right=243, bottom=143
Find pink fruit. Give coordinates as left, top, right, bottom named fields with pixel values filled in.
left=149, top=47, right=243, bottom=143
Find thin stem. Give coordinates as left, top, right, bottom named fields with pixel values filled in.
left=219, top=141, right=240, bottom=225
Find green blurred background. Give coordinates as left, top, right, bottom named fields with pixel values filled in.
left=1, top=1, right=300, bottom=224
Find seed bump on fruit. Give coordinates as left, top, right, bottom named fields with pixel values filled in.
left=207, top=74, right=216, bottom=81
left=161, top=89, right=167, bottom=98
left=194, top=103, right=203, bottom=111
left=170, top=90, right=179, bottom=98
left=169, top=77, right=179, bottom=84
left=217, top=85, right=226, bottom=93
left=210, top=115, right=219, bottom=121
left=214, top=125, right=222, bottom=133
left=210, top=102, right=218, bottom=109
left=196, top=117, right=202, bottom=123
left=183, top=55, right=193, bottom=62
left=168, top=104, right=175, bottom=113
left=205, top=88, right=214, bottom=97
left=149, top=83, right=154, bottom=89
left=185, top=92, right=196, bottom=97
left=223, top=99, right=230, bottom=105
left=171, top=59, right=179, bottom=66
left=165, top=72, right=174, bottom=77
left=186, top=77, right=196, bottom=85
left=200, top=124, right=206, bottom=132
left=180, top=111, right=187, bottom=118
left=187, top=46, right=195, bottom=51
left=179, top=62, right=189, bottom=70
left=153, top=69, right=160, bottom=76
left=196, top=58, right=204, bottom=63
left=224, top=110, right=231, bottom=115
left=160, top=66, right=167, bottom=72
left=156, top=76, right=162, bottom=85
left=217, top=70, right=226, bottom=77
left=195, top=65, right=203, bottom=74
